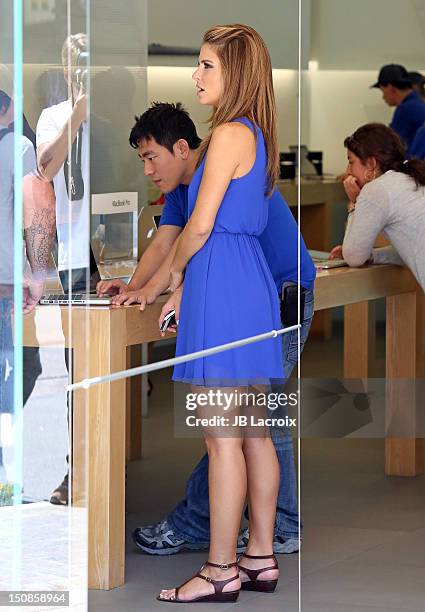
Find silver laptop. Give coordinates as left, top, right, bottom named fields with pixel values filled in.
left=40, top=291, right=111, bottom=306
left=40, top=248, right=112, bottom=306
left=309, top=250, right=348, bottom=269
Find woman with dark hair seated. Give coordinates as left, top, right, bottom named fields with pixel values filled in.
left=330, top=123, right=425, bottom=291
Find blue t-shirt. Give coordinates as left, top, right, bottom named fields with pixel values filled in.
left=390, top=91, right=425, bottom=152
left=409, top=123, right=425, bottom=159
left=160, top=184, right=316, bottom=292
left=159, top=184, right=188, bottom=227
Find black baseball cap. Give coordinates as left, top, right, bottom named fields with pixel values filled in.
left=408, top=71, right=425, bottom=86
left=371, top=64, right=412, bottom=88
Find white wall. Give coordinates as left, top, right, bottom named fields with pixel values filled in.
left=311, top=0, right=425, bottom=69
left=307, top=0, right=425, bottom=173
left=148, top=0, right=309, bottom=69
left=307, top=70, right=393, bottom=174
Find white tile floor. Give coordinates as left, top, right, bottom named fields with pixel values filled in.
left=0, top=502, right=88, bottom=611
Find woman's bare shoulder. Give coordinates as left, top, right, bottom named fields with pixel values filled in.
left=210, top=121, right=255, bottom=151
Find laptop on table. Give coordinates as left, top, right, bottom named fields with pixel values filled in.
left=40, top=248, right=112, bottom=306
left=309, top=250, right=348, bottom=270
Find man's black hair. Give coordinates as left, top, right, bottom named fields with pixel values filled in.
left=129, top=102, right=201, bottom=152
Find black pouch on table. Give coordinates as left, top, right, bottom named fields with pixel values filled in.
left=280, top=284, right=306, bottom=327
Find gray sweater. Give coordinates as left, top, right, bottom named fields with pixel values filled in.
left=343, top=170, right=425, bottom=291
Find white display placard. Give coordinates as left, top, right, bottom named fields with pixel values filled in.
left=91, top=192, right=138, bottom=214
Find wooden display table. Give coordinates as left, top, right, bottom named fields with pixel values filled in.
left=278, top=178, right=347, bottom=339
left=23, top=264, right=424, bottom=589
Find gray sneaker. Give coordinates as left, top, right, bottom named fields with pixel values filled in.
left=132, top=519, right=209, bottom=556
left=236, top=527, right=300, bottom=554
left=137, top=518, right=168, bottom=539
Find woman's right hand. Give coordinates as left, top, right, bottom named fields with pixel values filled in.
left=159, top=285, right=183, bottom=335
left=343, top=175, right=361, bottom=203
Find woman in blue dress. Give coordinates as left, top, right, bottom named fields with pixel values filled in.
left=158, top=25, right=283, bottom=603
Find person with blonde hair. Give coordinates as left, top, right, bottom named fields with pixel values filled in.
left=37, top=33, right=89, bottom=286
left=157, top=24, right=283, bottom=604
left=36, top=34, right=90, bottom=506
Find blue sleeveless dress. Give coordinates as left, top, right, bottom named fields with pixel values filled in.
left=172, top=118, right=283, bottom=387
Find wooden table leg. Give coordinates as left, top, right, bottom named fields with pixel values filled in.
left=72, top=308, right=127, bottom=589
left=344, top=301, right=375, bottom=379
left=141, top=343, right=149, bottom=418
left=385, top=291, right=424, bottom=476
left=126, top=345, right=142, bottom=462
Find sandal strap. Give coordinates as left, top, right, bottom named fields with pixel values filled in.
left=196, top=572, right=240, bottom=594
left=241, top=553, right=275, bottom=560
left=238, top=563, right=277, bottom=581
left=160, top=563, right=240, bottom=602
left=204, top=560, right=238, bottom=570
left=238, top=554, right=278, bottom=582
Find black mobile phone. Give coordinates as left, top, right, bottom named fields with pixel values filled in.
left=280, top=285, right=306, bottom=327
left=160, top=309, right=177, bottom=333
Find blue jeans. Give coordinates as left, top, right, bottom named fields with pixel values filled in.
left=0, top=296, right=14, bottom=416
left=167, top=288, right=315, bottom=542
left=0, top=297, right=42, bottom=415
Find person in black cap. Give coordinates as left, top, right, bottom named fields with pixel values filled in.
left=372, top=64, right=425, bottom=153
left=408, top=71, right=425, bottom=101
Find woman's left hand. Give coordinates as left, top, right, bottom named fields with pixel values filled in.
left=169, top=269, right=184, bottom=293
left=159, top=285, right=183, bottom=335
left=329, top=245, right=343, bottom=260
left=343, top=175, right=361, bottom=203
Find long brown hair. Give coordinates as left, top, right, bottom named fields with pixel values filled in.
left=344, top=123, right=425, bottom=187
left=197, top=24, right=279, bottom=194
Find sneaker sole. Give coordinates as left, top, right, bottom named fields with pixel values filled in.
left=132, top=532, right=208, bottom=556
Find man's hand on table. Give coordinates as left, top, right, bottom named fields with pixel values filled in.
left=96, top=278, right=129, bottom=297
left=96, top=277, right=163, bottom=310
left=159, top=285, right=182, bottom=336
left=111, top=285, right=159, bottom=310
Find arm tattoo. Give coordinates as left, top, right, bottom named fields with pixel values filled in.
left=24, top=207, right=56, bottom=274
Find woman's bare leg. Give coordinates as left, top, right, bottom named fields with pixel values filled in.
left=206, top=435, right=246, bottom=563
left=240, top=391, right=280, bottom=582
left=158, top=387, right=244, bottom=602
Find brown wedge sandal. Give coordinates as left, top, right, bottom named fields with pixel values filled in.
left=238, top=553, right=279, bottom=593
left=156, top=560, right=240, bottom=604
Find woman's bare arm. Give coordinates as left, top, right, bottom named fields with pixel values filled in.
left=170, top=122, right=254, bottom=284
